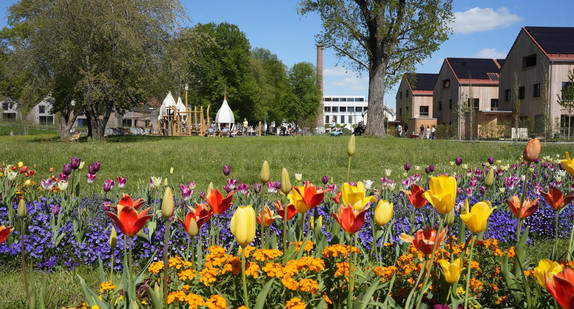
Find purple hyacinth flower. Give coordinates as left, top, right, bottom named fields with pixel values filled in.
left=455, top=157, right=462, bottom=165
left=70, top=157, right=81, bottom=170
left=117, top=176, right=127, bottom=188
left=103, top=179, right=114, bottom=192
left=322, top=176, right=329, bottom=184
left=404, top=162, right=411, bottom=171
left=254, top=183, right=262, bottom=194
left=62, top=163, right=72, bottom=176
left=223, top=165, right=231, bottom=176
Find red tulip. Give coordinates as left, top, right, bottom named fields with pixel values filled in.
left=257, top=205, right=278, bottom=227
left=400, top=226, right=448, bottom=255
left=541, top=186, right=574, bottom=211
left=546, top=268, right=574, bottom=309
left=275, top=200, right=297, bottom=221
left=105, top=194, right=151, bottom=237
left=506, top=195, right=539, bottom=219
left=331, top=191, right=341, bottom=204
left=178, top=203, right=213, bottom=236
left=0, top=226, right=13, bottom=244
left=401, top=184, right=428, bottom=208
left=332, top=204, right=369, bottom=234
left=204, top=188, right=235, bottom=215
left=523, top=138, right=541, bottom=163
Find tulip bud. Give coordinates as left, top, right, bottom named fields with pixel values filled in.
left=281, top=168, right=292, bottom=195
left=18, top=161, right=23, bottom=168
left=446, top=209, right=455, bottom=227
left=523, top=138, right=541, bottom=163
left=230, top=205, right=256, bottom=247
left=109, top=226, right=117, bottom=249
left=485, top=168, right=494, bottom=187
left=374, top=200, right=393, bottom=226
left=208, top=182, right=214, bottom=193
left=223, top=165, right=231, bottom=176
left=170, top=167, right=174, bottom=174
left=347, top=134, right=356, bottom=157
left=260, top=160, right=270, bottom=184
left=187, top=218, right=199, bottom=237
left=18, top=199, right=27, bottom=218
left=164, top=178, right=168, bottom=186
left=310, top=216, right=315, bottom=229
left=317, top=216, right=323, bottom=230
left=161, top=187, right=175, bottom=219
left=322, top=176, right=329, bottom=184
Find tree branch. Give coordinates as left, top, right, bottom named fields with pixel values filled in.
left=331, top=44, right=369, bottom=70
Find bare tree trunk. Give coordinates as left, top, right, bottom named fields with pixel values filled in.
left=366, top=60, right=387, bottom=137
left=58, top=111, right=77, bottom=140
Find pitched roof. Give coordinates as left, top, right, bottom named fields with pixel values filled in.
left=406, top=73, right=438, bottom=92
left=445, top=58, right=502, bottom=85
left=525, top=26, right=574, bottom=55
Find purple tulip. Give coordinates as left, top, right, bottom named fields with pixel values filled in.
left=117, top=176, right=127, bottom=188
left=103, top=179, right=114, bottom=192
left=102, top=201, right=111, bottom=212
left=227, top=178, right=237, bottom=190
left=274, top=181, right=282, bottom=190
left=180, top=184, right=192, bottom=201
left=237, top=183, right=249, bottom=195
left=92, top=161, right=101, bottom=173
left=88, top=164, right=97, bottom=175
left=425, top=167, right=430, bottom=174
left=223, top=165, right=231, bottom=176
left=254, top=183, right=262, bottom=194
left=199, top=191, right=205, bottom=199
left=267, top=181, right=278, bottom=194
left=50, top=204, right=60, bottom=215
left=327, top=183, right=338, bottom=192
left=404, top=162, right=411, bottom=171
left=223, top=184, right=232, bottom=193
left=455, top=157, right=462, bottom=165
left=86, top=173, right=97, bottom=184
left=479, top=186, right=486, bottom=194
left=322, top=176, right=329, bottom=184
left=429, top=164, right=435, bottom=172
left=70, top=157, right=81, bottom=170
left=41, top=178, right=55, bottom=191
left=488, top=157, right=494, bottom=164
left=58, top=173, right=70, bottom=181
left=62, top=163, right=72, bottom=176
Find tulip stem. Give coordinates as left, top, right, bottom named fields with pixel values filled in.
left=163, top=221, right=171, bottom=308
left=260, top=205, right=265, bottom=249
left=347, top=234, right=358, bottom=308
left=346, top=157, right=352, bottom=182
left=128, top=236, right=135, bottom=304
left=568, top=218, right=574, bottom=260
left=464, top=236, right=476, bottom=309
left=241, top=248, right=249, bottom=307
left=299, top=212, right=305, bottom=242
left=20, top=221, right=30, bottom=305
left=283, top=201, right=288, bottom=264
left=515, top=167, right=530, bottom=243
left=552, top=211, right=559, bottom=260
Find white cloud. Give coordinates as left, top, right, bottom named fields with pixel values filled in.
left=475, top=48, right=508, bottom=59
left=452, top=7, right=521, bottom=34
left=322, top=66, right=368, bottom=93
left=323, top=66, right=351, bottom=77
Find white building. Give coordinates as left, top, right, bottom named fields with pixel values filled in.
left=1, top=97, right=55, bottom=125
left=322, top=95, right=368, bottom=131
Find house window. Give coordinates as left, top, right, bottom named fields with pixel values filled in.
left=2, top=103, right=8, bottom=110
left=491, top=99, right=499, bottom=111
left=505, top=89, right=511, bottom=101
left=469, top=99, right=479, bottom=111
left=356, top=98, right=364, bottom=102
left=399, top=108, right=402, bottom=117
left=355, top=107, right=362, bottom=113
left=339, top=107, right=346, bottom=112
left=438, top=101, right=442, bottom=111
left=39, top=106, right=46, bottom=114
left=519, top=86, right=525, bottom=100
left=324, top=97, right=332, bottom=102
left=122, top=119, right=132, bottom=127
left=332, top=98, right=339, bottom=102
left=340, top=98, right=347, bottom=102
left=419, top=106, right=429, bottom=116
left=39, top=116, right=53, bottom=125
left=325, top=116, right=329, bottom=123
left=348, top=116, right=352, bottom=123
left=3, top=112, right=16, bottom=119
left=347, top=107, right=354, bottom=113
left=443, top=79, right=450, bottom=88
left=332, top=106, right=339, bottom=113
left=340, top=116, right=345, bottom=123
left=324, top=106, right=331, bottom=112
left=523, top=54, right=537, bottom=68
left=406, top=90, right=409, bottom=97
left=449, top=100, right=452, bottom=110
left=533, top=83, right=541, bottom=97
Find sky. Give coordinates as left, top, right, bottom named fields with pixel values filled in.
left=2, top=0, right=574, bottom=111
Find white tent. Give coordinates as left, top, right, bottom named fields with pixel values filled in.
left=176, top=97, right=186, bottom=113
left=158, top=92, right=177, bottom=120
left=215, top=96, right=235, bottom=129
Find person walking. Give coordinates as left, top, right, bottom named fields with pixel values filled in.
left=419, top=125, right=424, bottom=139
left=426, top=126, right=430, bottom=139
left=431, top=125, right=436, bottom=139
left=397, top=124, right=403, bottom=137
left=242, top=118, right=248, bottom=137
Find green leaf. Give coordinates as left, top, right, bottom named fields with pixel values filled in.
left=254, top=279, right=275, bottom=309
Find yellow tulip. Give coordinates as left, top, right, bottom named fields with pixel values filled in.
left=281, top=168, right=292, bottom=195
left=18, top=198, right=27, bottom=218
left=438, top=258, right=464, bottom=284
left=341, top=182, right=376, bottom=211
left=260, top=160, right=270, bottom=184
left=460, top=200, right=495, bottom=234
left=18, top=161, right=23, bottom=168
left=374, top=200, right=393, bottom=226
left=422, top=175, right=457, bottom=214
left=534, top=259, right=562, bottom=289
left=562, top=152, right=574, bottom=178
left=230, top=205, right=256, bottom=247
left=484, top=168, right=494, bottom=187
left=161, top=187, right=174, bottom=219
left=347, top=134, right=356, bottom=156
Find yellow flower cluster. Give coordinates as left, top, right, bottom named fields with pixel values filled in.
left=335, top=261, right=351, bottom=277
left=178, top=268, right=196, bottom=281
left=205, top=294, right=227, bottom=309
left=238, top=245, right=256, bottom=257
left=170, top=256, right=193, bottom=269
left=374, top=265, right=398, bottom=282
left=252, top=248, right=283, bottom=261
left=148, top=261, right=163, bottom=274
left=321, top=244, right=360, bottom=259
left=290, top=240, right=314, bottom=252
left=99, top=281, right=116, bottom=294
left=167, top=291, right=226, bottom=309
left=167, top=291, right=186, bottom=304
left=285, top=297, right=306, bottom=309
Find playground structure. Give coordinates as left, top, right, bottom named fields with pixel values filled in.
left=158, top=91, right=210, bottom=136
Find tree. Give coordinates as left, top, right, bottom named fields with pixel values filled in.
left=558, top=70, right=574, bottom=140
left=285, top=62, right=322, bottom=126
left=2, top=0, right=185, bottom=140
left=299, top=0, right=452, bottom=137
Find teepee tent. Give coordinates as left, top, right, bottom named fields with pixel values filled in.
left=158, top=92, right=177, bottom=120
left=176, top=97, right=186, bottom=113
left=215, top=93, right=235, bottom=129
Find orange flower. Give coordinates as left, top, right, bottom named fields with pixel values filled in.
left=523, top=138, right=541, bottom=163
left=401, top=184, right=428, bottom=208
left=257, top=205, right=278, bottom=227
left=178, top=204, right=213, bottom=236
left=0, top=225, right=13, bottom=244
left=289, top=182, right=329, bottom=213
left=541, top=186, right=574, bottom=211
left=275, top=200, right=297, bottom=221
left=546, top=268, right=574, bottom=309
left=400, top=226, right=448, bottom=255
left=204, top=188, right=234, bottom=215
left=330, top=191, right=341, bottom=204
left=506, top=195, right=539, bottom=219
left=332, top=204, right=369, bottom=234
left=105, top=195, right=152, bottom=237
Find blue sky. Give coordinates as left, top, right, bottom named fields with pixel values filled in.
left=2, top=0, right=574, bottom=111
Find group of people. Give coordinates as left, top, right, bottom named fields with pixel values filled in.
left=396, top=124, right=436, bottom=139
left=206, top=118, right=255, bottom=137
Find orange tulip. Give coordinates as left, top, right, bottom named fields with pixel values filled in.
left=400, top=226, right=448, bottom=255
left=523, top=138, right=541, bottom=163
left=110, top=194, right=145, bottom=211
left=257, top=205, right=278, bottom=227
left=401, top=184, right=428, bottom=208
left=332, top=204, right=369, bottom=234
left=289, top=182, right=330, bottom=213
left=546, top=268, right=574, bottom=309
left=105, top=195, right=152, bottom=237
left=204, top=188, right=235, bottom=215
left=275, top=200, right=297, bottom=221
left=506, top=195, right=539, bottom=219
left=178, top=203, right=213, bottom=236
left=330, top=191, right=341, bottom=204
left=541, top=186, right=574, bottom=211
left=0, top=225, right=13, bottom=244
